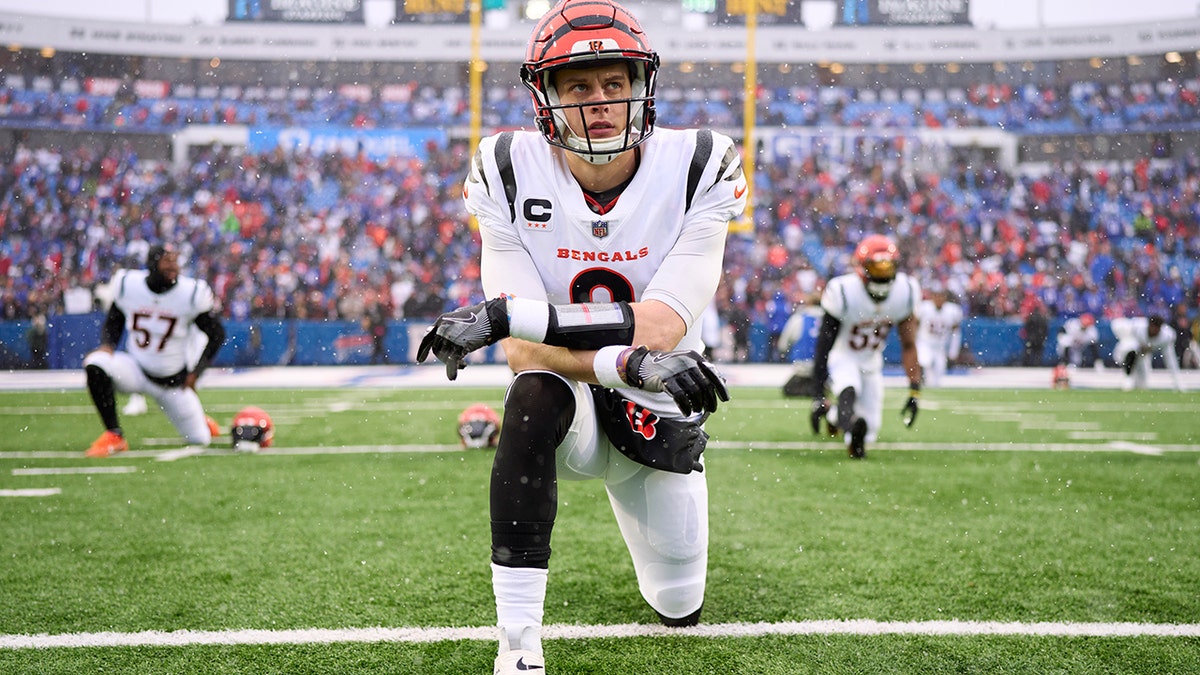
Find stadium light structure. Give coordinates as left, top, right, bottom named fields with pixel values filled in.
left=734, top=0, right=758, bottom=235
left=469, top=0, right=483, bottom=231
left=523, top=0, right=551, bottom=21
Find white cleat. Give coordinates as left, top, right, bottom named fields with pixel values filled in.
left=494, top=649, right=545, bottom=674
left=122, top=394, right=148, bottom=416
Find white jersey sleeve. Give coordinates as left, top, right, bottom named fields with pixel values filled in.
left=641, top=131, right=745, bottom=328
left=467, top=134, right=550, bottom=302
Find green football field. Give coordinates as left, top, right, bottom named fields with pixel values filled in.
left=1, top=383, right=1198, bottom=674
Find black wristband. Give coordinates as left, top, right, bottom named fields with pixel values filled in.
left=544, top=301, right=636, bottom=350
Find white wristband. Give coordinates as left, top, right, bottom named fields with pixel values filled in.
left=593, top=345, right=630, bottom=389
left=507, top=296, right=550, bottom=343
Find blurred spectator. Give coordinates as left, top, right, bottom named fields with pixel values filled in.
left=26, top=312, right=48, bottom=369
left=1021, top=301, right=1050, bottom=367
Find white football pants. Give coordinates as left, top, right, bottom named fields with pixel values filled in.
left=545, top=372, right=709, bottom=621
left=83, top=350, right=213, bottom=446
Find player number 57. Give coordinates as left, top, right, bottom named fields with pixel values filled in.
left=848, top=321, right=890, bottom=351
left=131, top=312, right=178, bottom=351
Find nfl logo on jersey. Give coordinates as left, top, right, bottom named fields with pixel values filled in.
left=591, top=220, right=609, bottom=239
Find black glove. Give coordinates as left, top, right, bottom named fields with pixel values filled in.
left=810, top=397, right=830, bottom=434
left=622, top=346, right=729, bottom=416
left=416, top=298, right=510, bottom=380
left=901, top=383, right=920, bottom=428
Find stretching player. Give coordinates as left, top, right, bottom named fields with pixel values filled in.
left=810, top=234, right=922, bottom=459
left=83, top=244, right=225, bottom=457
left=913, top=283, right=962, bottom=388
left=416, top=1, right=744, bottom=671
left=1111, top=315, right=1185, bottom=392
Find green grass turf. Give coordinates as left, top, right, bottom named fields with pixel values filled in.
left=1, top=385, right=1198, bottom=673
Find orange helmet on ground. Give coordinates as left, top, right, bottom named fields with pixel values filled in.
left=231, top=406, right=274, bottom=452
left=458, top=403, right=501, bottom=449
left=520, top=0, right=659, bottom=164
left=854, top=234, right=900, bottom=301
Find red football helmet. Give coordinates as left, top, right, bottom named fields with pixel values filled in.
left=854, top=234, right=900, bottom=301
left=458, top=403, right=501, bottom=449
left=231, top=406, right=274, bottom=452
left=520, top=0, right=659, bottom=164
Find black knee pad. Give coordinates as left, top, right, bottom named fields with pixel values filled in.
left=503, top=371, right=576, bottom=447
left=85, top=363, right=110, bottom=385
left=85, top=364, right=115, bottom=401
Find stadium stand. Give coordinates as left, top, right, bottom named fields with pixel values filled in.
left=0, top=9, right=1197, bottom=368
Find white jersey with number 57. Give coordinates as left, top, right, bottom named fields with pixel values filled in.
left=821, top=271, right=921, bottom=373
left=110, top=269, right=216, bottom=378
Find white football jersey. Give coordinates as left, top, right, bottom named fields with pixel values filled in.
left=1058, top=317, right=1099, bottom=350
left=465, top=128, right=746, bottom=410
left=915, top=299, right=963, bottom=351
left=1111, top=317, right=1176, bottom=352
left=110, top=269, right=217, bottom=378
left=821, top=272, right=921, bottom=372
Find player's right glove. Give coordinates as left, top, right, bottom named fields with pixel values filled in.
left=416, top=298, right=510, bottom=380
left=810, top=397, right=830, bottom=435
left=901, top=381, right=920, bottom=428
left=621, top=346, right=729, bottom=416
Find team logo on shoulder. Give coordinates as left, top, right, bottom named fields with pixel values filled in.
left=592, top=220, right=609, bottom=239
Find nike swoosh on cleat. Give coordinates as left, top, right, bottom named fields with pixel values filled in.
left=515, top=657, right=544, bottom=671
left=440, top=314, right=478, bottom=325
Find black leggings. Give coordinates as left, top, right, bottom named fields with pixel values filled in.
left=490, top=372, right=575, bottom=569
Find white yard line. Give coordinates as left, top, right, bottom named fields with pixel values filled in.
left=2, top=438, right=1196, bottom=462
left=0, top=488, right=62, bottom=497
left=2, top=618, right=1199, bottom=650
left=12, top=466, right=137, bottom=475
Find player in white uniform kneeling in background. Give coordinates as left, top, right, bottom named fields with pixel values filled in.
left=1111, top=314, right=1185, bottom=392
left=913, top=283, right=962, bottom=388
left=810, top=234, right=923, bottom=459
left=83, top=243, right=226, bottom=457
left=1056, top=312, right=1100, bottom=369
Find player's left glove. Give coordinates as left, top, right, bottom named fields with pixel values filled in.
left=416, top=298, right=510, bottom=380
left=622, top=346, right=730, bottom=416
left=901, top=381, right=920, bottom=428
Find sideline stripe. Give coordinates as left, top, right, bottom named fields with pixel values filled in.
left=3, top=619, right=1199, bottom=649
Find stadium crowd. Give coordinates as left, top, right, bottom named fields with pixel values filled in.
left=3, top=77, right=1200, bottom=134
left=3, top=55, right=1200, bottom=363
left=3, top=134, right=1198, bottom=359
